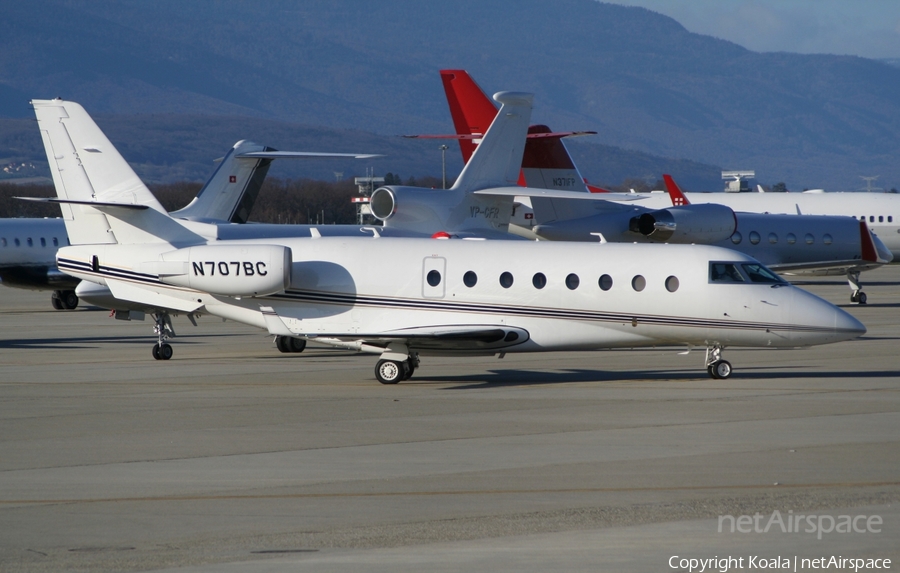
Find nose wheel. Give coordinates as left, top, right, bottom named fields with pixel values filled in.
left=705, top=345, right=732, bottom=379
left=847, top=271, right=867, bottom=304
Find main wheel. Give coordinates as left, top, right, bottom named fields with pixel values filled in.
left=152, top=343, right=162, bottom=360
left=61, top=290, right=79, bottom=309
left=402, top=359, right=416, bottom=380
left=289, top=337, right=307, bottom=353
left=375, top=359, right=404, bottom=384
left=276, top=335, right=290, bottom=353
left=158, top=343, right=173, bottom=360
left=710, top=360, right=732, bottom=379
left=51, top=296, right=63, bottom=310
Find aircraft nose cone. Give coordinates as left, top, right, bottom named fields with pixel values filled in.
left=834, top=306, right=866, bottom=339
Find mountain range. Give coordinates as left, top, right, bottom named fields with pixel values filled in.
left=1, top=0, right=898, bottom=191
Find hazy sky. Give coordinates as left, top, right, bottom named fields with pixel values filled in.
left=600, top=0, right=900, bottom=60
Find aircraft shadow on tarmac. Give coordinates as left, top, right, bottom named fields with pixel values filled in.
left=0, top=333, right=240, bottom=350
left=414, top=365, right=900, bottom=389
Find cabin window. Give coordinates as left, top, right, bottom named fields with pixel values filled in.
left=888, top=216, right=893, bottom=223
left=768, top=233, right=778, bottom=244
left=749, top=231, right=760, bottom=245
left=860, top=216, right=865, bottom=221
left=40, top=237, right=46, bottom=247
left=665, top=276, right=679, bottom=292
left=565, top=273, right=580, bottom=290
left=879, top=216, right=884, bottom=223
left=52, top=237, right=59, bottom=246
left=426, top=270, right=441, bottom=287
left=805, top=233, right=814, bottom=245
left=710, top=262, right=744, bottom=283
left=823, top=234, right=833, bottom=245
left=463, top=271, right=477, bottom=287
left=14, top=238, right=20, bottom=247
left=730, top=232, right=742, bottom=245
left=26, top=238, right=33, bottom=247
left=532, top=272, right=546, bottom=289
left=786, top=233, right=796, bottom=245
left=598, top=274, right=613, bottom=291
left=631, top=275, right=646, bottom=292
left=870, top=216, right=875, bottom=222
left=742, top=263, right=786, bottom=284
left=1, top=238, right=5, bottom=247
left=499, top=271, right=514, bottom=289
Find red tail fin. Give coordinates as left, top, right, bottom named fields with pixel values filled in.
left=440, top=70, right=498, bottom=163
left=662, top=174, right=690, bottom=206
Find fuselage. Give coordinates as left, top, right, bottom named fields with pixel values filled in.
left=0, top=218, right=75, bottom=290
left=60, top=237, right=864, bottom=354
left=631, top=191, right=900, bottom=259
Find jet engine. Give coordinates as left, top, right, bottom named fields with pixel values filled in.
left=147, top=244, right=291, bottom=297
left=629, top=204, right=736, bottom=243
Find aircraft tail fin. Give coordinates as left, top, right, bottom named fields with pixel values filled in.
left=662, top=174, right=691, bottom=206
left=450, top=91, right=532, bottom=194
left=440, top=70, right=499, bottom=164
left=32, top=99, right=197, bottom=246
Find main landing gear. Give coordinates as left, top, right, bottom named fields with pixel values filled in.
left=51, top=289, right=78, bottom=310
left=705, top=344, right=732, bottom=379
left=375, top=353, right=419, bottom=384
left=151, top=312, right=175, bottom=360
left=275, top=335, right=307, bottom=353
left=847, top=270, right=867, bottom=304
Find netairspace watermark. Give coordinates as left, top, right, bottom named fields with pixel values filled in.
left=718, top=511, right=883, bottom=540
left=668, top=555, right=891, bottom=572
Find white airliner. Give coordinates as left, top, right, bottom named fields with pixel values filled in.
left=429, top=69, right=893, bottom=304
left=28, top=94, right=865, bottom=383
left=0, top=139, right=379, bottom=309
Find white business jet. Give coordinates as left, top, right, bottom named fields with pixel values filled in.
left=29, top=94, right=864, bottom=383
left=0, top=138, right=379, bottom=309
left=429, top=69, right=892, bottom=304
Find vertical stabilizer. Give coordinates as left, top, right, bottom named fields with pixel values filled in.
left=450, top=91, right=532, bottom=194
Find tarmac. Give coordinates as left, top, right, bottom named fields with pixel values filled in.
left=0, top=267, right=898, bottom=572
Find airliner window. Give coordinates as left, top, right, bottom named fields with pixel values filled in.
left=426, top=270, right=441, bottom=287
left=463, top=271, right=477, bottom=287
left=786, top=233, right=796, bottom=245
left=565, top=273, right=580, bottom=290
left=1, top=238, right=5, bottom=247
left=823, top=234, right=833, bottom=245
left=27, top=238, right=33, bottom=247
left=749, top=231, right=760, bottom=245
left=869, top=216, right=874, bottom=222
left=665, top=276, right=679, bottom=292
left=499, top=271, right=514, bottom=288
left=14, top=238, right=20, bottom=247
left=730, top=232, right=742, bottom=245
left=532, top=272, right=546, bottom=289
left=40, top=237, right=46, bottom=247
left=805, top=233, right=814, bottom=245
left=741, top=263, right=785, bottom=284
left=709, top=262, right=744, bottom=283
left=889, top=216, right=893, bottom=223
left=632, top=275, right=646, bottom=292
left=598, top=274, right=613, bottom=291
left=52, top=237, right=59, bottom=246
left=879, top=216, right=884, bottom=223
left=768, top=233, right=777, bottom=244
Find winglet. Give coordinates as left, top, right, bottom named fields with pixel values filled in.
left=662, top=174, right=690, bottom=206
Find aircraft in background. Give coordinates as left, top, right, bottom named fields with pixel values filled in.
left=433, top=69, right=893, bottom=303
left=30, top=94, right=865, bottom=382
left=0, top=137, right=380, bottom=309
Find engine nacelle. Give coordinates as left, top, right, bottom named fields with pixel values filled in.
left=147, top=244, right=291, bottom=297
left=629, top=204, right=736, bottom=243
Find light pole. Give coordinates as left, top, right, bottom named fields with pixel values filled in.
left=439, top=144, right=449, bottom=189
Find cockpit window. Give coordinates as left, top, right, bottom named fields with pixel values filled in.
left=709, top=262, right=744, bottom=283
left=741, top=263, right=786, bottom=284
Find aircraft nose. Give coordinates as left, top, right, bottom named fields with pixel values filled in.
left=833, top=305, right=866, bottom=339
left=790, top=287, right=865, bottom=344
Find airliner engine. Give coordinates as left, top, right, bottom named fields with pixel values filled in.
left=151, top=244, right=291, bottom=297
left=629, top=204, right=736, bottom=243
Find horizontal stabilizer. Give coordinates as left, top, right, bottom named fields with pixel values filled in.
left=15, top=197, right=149, bottom=210
left=235, top=151, right=383, bottom=159
left=474, top=187, right=645, bottom=202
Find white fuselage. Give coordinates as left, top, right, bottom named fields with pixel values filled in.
left=0, top=218, right=74, bottom=289
left=58, top=237, right=864, bottom=354
left=631, top=191, right=900, bottom=259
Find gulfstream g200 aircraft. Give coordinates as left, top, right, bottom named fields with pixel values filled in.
left=31, top=95, right=864, bottom=383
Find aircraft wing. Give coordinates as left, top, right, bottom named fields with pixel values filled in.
left=235, top=151, right=383, bottom=159
left=473, top=186, right=645, bottom=202
left=402, top=131, right=596, bottom=140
